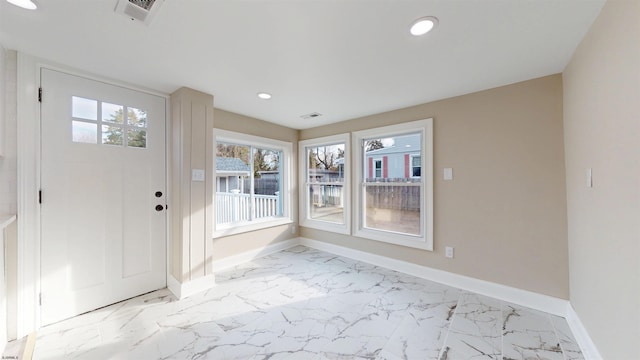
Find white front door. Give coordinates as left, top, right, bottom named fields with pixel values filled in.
left=40, top=69, right=167, bottom=325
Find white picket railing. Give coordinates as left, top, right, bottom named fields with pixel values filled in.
left=216, top=191, right=279, bottom=225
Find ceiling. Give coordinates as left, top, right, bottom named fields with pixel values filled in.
left=0, top=0, right=605, bottom=129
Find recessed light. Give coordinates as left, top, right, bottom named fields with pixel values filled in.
left=257, top=92, right=272, bottom=100
left=410, top=16, right=438, bottom=36
left=6, top=0, right=37, bottom=10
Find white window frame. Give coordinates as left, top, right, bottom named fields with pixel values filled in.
left=299, top=133, right=350, bottom=234
left=353, top=119, right=433, bottom=250
left=213, top=129, right=293, bottom=238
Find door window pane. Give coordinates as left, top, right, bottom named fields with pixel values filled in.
left=128, top=107, right=147, bottom=127
left=72, top=96, right=97, bottom=120
left=102, top=125, right=124, bottom=146
left=70, top=97, right=150, bottom=149
left=102, top=102, right=124, bottom=124
left=72, top=121, right=97, bottom=144
left=127, top=129, right=146, bottom=148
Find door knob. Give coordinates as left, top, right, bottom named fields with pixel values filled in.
left=155, top=205, right=164, bottom=211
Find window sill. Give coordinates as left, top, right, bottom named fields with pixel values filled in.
left=213, top=218, right=293, bottom=239
left=299, top=219, right=350, bottom=235
left=354, top=227, right=433, bottom=251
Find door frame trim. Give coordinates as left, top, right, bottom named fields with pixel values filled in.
left=16, top=53, right=171, bottom=337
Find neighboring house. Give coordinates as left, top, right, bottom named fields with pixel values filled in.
left=365, top=134, right=421, bottom=180
left=307, top=167, right=342, bottom=182
left=216, top=157, right=250, bottom=193
left=216, top=161, right=281, bottom=225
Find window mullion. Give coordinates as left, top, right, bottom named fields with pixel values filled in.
left=250, top=146, right=256, bottom=221
left=97, top=101, right=103, bottom=143
left=123, top=106, right=128, bottom=147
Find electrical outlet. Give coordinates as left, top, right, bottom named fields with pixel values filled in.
left=445, top=246, right=454, bottom=259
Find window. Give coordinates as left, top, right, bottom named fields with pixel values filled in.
left=299, top=134, right=350, bottom=234
left=353, top=119, right=433, bottom=250
left=374, top=159, right=383, bottom=178
left=411, top=155, right=421, bottom=177
left=71, top=96, right=147, bottom=148
left=214, top=129, right=292, bottom=236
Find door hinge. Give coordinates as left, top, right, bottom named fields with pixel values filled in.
left=39, top=190, right=42, bottom=204
left=38, top=87, right=42, bottom=102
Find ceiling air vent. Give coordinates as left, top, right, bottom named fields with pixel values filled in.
left=115, top=0, right=165, bottom=25
left=300, top=112, right=322, bottom=120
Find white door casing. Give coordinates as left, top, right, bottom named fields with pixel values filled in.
left=40, top=69, right=166, bottom=325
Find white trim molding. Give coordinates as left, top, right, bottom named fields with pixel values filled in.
left=566, top=303, right=603, bottom=360
left=298, top=237, right=569, bottom=317
left=16, top=52, right=41, bottom=338
left=298, top=133, right=351, bottom=235
left=168, top=239, right=299, bottom=299
left=167, top=274, right=216, bottom=300
left=352, top=119, right=434, bottom=251
left=213, top=129, right=294, bottom=238
left=16, top=52, right=172, bottom=337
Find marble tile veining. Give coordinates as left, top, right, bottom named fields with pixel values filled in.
left=28, top=245, right=584, bottom=360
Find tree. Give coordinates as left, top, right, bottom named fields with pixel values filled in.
left=128, top=129, right=147, bottom=148
left=253, top=148, right=269, bottom=177
left=216, top=144, right=250, bottom=164
left=308, top=149, right=320, bottom=169
left=102, top=107, right=147, bottom=147
left=315, top=146, right=337, bottom=170
left=307, top=145, right=343, bottom=171
left=366, top=139, right=384, bottom=152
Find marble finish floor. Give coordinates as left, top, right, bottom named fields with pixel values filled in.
left=30, top=246, right=583, bottom=359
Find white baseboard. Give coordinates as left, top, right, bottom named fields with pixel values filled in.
left=166, top=274, right=182, bottom=299
left=212, top=239, right=299, bottom=273
left=566, top=303, right=603, bottom=360
left=298, top=237, right=569, bottom=317
left=168, top=236, right=600, bottom=359
left=167, top=273, right=216, bottom=300
left=168, top=239, right=298, bottom=299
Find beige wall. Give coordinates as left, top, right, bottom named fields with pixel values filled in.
left=211, top=109, right=299, bottom=260
left=300, top=75, right=569, bottom=298
left=563, top=0, right=640, bottom=358
left=170, top=88, right=215, bottom=282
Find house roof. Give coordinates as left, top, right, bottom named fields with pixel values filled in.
left=216, top=158, right=250, bottom=173
left=366, top=134, right=422, bottom=156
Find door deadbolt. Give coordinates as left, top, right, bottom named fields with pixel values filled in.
left=155, top=191, right=163, bottom=198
